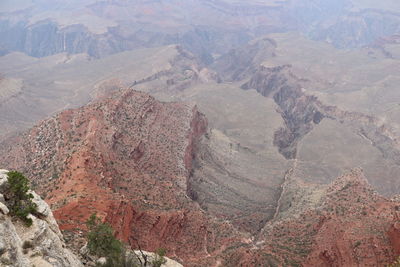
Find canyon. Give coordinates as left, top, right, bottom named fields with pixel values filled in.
left=0, top=88, right=249, bottom=265
left=1, top=0, right=400, bottom=62
left=1, top=0, right=400, bottom=266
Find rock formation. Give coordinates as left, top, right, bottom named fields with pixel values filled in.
left=1, top=86, right=400, bottom=266
left=0, top=169, right=83, bottom=267
left=1, top=1, right=400, bottom=266
left=0, top=89, right=247, bottom=265
left=2, top=0, right=400, bottom=61
left=222, top=169, right=400, bottom=266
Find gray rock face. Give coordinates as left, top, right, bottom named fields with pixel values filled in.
left=0, top=170, right=83, bottom=267
left=30, top=190, right=51, bottom=217
left=0, top=18, right=248, bottom=64
left=0, top=201, right=9, bottom=215
left=0, top=169, right=8, bottom=191
left=0, top=20, right=99, bottom=58
left=131, top=250, right=184, bottom=267
left=1, top=1, right=399, bottom=61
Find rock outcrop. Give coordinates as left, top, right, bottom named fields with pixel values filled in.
left=131, top=250, right=183, bottom=267
left=0, top=169, right=83, bottom=267
left=240, top=61, right=400, bottom=197
left=211, top=37, right=277, bottom=81
left=222, top=169, right=400, bottom=266
left=1, top=87, right=400, bottom=266
left=2, top=0, right=400, bottom=62
left=242, top=64, right=324, bottom=159
left=0, top=89, right=247, bottom=265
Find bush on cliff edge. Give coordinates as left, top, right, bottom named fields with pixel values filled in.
left=5, top=171, right=38, bottom=226
left=86, top=213, right=167, bottom=267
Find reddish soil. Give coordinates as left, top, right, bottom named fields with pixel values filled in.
left=0, top=88, right=246, bottom=265
left=1, top=88, right=400, bottom=266
left=224, top=169, right=400, bottom=266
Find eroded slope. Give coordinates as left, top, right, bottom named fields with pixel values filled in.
left=0, top=88, right=250, bottom=266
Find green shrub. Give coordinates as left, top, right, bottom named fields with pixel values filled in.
left=6, top=171, right=37, bottom=226
left=151, top=248, right=167, bottom=267
left=87, top=213, right=123, bottom=259
left=99, top=249, right=138, bottom=267
left=86, top=214, right=167, bottom=267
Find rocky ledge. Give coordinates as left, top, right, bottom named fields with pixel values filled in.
left=0, top=169, right=83, bottom=267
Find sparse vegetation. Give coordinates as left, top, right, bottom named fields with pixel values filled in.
left=152, top=248, right=167, bottom=267
left=22, top=240, right=34, bottom=250
left=354, top=240, right=362, bottom=248
left=0, top=258, right=12, bottom=266
left=5, top=171, right=38, bottom=226
left=388, top=256, right=400, bottom=267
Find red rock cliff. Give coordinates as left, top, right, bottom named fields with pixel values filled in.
left=0, top=88, right=244, bottom=265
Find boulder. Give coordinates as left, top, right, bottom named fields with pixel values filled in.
left=30, top=191, right=50, bottom=217
left=132, top=250, right=184, bottom=267
left=0, top=202, right=9, bottom=215
left=0, top=193, right=5, bottom=205
left=96, top=257, right=107, bottom=265
left=0, top=169, right=8, bottom=192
